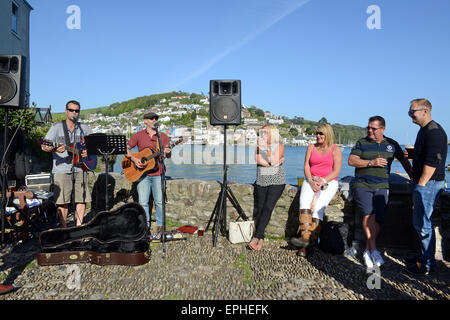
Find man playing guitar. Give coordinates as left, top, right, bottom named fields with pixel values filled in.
left=41, top=100, right=93, bottom=228
left=126, top=112, right=171, bottom=233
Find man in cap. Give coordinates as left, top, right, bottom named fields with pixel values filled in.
left=41, top=100, right=93, bottom=228
left=126, top=111, right=172, bottom=234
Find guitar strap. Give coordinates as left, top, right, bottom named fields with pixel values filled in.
left=61, top=120, right=71, bottom=147
left=153, top=134, right=161, bottom=167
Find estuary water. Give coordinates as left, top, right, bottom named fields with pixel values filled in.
left=113, top=145, right=450, bottom=185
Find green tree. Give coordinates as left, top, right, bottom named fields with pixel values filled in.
left=305, top=127, right=316, bottom=135
left=0, top=108, right=37, bottom=139
left=318, top=117, right=328, bottom=125
left=289, top=127, right=299, bottom=137
left=254, top=108, right=265, bottom=117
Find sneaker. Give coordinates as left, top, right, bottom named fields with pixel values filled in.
left=363, top=250, right=374, bottom=269
left=371, top=250, right=385, bottom=267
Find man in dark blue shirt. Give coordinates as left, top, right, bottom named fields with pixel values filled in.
left=405, top=98, right=448, bottom=275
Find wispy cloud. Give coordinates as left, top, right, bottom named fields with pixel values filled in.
left=172, top=0, right=311, bottom=89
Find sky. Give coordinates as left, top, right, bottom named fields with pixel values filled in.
left=27, top=0, right=450, bottom=144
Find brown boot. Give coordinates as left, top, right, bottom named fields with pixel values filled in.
left=297, top=247, right=307, bottom=257
left=297, top=219, right=321, bottom=257
left=290, top=209, right=313, bottom=248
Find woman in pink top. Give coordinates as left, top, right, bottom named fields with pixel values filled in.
left=291, top=124, right=342, bottom=256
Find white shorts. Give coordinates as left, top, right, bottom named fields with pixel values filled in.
left=299, top=179, right=339, bottom=221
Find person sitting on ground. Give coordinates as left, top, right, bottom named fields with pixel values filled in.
left=290, top=124, right=342, bottom=257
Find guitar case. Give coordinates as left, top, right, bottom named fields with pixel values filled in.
left=37, top=203, right=150, bottom=266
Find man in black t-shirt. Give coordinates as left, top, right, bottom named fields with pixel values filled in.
left=405, top=98, right=448, bottom=275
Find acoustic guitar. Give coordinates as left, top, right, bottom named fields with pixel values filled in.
left=39, top=138, right=98, bottom=172
left=122, top=138, right=184, bottom=182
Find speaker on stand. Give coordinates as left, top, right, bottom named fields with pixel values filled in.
left=0, top=54, right=28, bottom=246
left=206, top=80, right=249, bottom=247
left=209, top=80, right=241, bottom=126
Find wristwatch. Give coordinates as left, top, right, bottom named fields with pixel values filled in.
left=368, top=160, right=373, bottom=167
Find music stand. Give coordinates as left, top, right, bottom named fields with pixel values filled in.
left=84, top=134, right=127, bottom=210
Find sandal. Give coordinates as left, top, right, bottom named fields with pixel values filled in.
left=257, top=239, right=264, bottom=250
left=247, top=238, right=260, bottom=251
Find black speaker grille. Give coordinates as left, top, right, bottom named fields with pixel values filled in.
left=0, top=75, right=17, bottom=104
left=211, top=97, right=239, bottom=123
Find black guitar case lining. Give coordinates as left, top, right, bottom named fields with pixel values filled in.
left=37, top=203, right=150, bottom=266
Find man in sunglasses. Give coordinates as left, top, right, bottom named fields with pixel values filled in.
left=126, top=112, right=171, bottom=235
left=349, top=116, right=412, bottom=270
left=41, top=100, right=93, bottom=228
left=405, top=99, right=447, bottom=275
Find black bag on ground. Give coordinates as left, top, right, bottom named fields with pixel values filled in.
left=319, top=221, right=345, bottom=255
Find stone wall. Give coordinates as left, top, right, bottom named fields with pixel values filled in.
left=90, top=173, right=349, bottom=237
left=89, top=173, right=449, bottom=261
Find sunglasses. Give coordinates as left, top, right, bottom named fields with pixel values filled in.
left=408, top=108, right=425, bottom=116
left=366, top=126, right=382, bottom=131
left=316, top=132, right=325, bottom=136
left=67, top=108, right=80, bottom=113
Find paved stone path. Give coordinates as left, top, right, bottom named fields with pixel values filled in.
left=0, top=233, right=449, bottom=300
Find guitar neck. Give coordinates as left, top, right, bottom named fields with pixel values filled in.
left=146, top=141, right=181, bottom=160
left=41, top=139, right=82, bottom=155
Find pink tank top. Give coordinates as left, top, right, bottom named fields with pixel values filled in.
left=309, top=145, right=337, bottom=181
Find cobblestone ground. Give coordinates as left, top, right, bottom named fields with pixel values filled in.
left=0, top=234, right=449, bottom=300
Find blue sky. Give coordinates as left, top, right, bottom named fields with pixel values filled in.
left=27, top=0, right=450, bottom=144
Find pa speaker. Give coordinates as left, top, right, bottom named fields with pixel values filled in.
left=210, top=80, right=241, bottom=126
left=0, top=55, right=28, bottom=109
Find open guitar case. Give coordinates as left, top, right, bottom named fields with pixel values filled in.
left=37, top=203, right=151, bottom=266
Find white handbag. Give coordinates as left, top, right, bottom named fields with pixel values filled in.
left=228, top=220, right=255, bottom=244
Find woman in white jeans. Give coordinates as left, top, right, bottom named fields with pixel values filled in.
left=291, top=124, right=342, bottom=256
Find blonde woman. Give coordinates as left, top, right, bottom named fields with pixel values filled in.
left=291, top=124, right=342, bottom=256
left=249, top=125, right=286, bottom=251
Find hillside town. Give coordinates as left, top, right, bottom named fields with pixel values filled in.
left=82, top=95, right=318, bottom=146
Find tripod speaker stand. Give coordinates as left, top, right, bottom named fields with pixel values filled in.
left=206, top=125, right=248, bottom=247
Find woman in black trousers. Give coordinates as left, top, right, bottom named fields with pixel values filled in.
left=249, top=125, right=286, bottom=251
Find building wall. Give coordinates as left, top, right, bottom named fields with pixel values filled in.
left=0, top=0, right=33, bottom=98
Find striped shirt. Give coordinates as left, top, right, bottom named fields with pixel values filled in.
left=350, top=136, right=404, bottom=189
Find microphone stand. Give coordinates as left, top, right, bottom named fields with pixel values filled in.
left=1, top=108, right=9, bottom=247
left=155, top=124, right=168, bottom=254
left=70, top=118, right=79, bottom=226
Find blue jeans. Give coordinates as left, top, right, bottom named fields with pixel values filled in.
left=136, top=175, right=163, bottom=227
left=412, top=180, right=445, bottom=270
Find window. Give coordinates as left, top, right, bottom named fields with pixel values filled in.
left=12, top=2, right=18, bottom=33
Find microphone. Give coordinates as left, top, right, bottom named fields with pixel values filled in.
left=72, top=114, right=79, bottom=123
left=153, top=121, right=159, bottom=129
